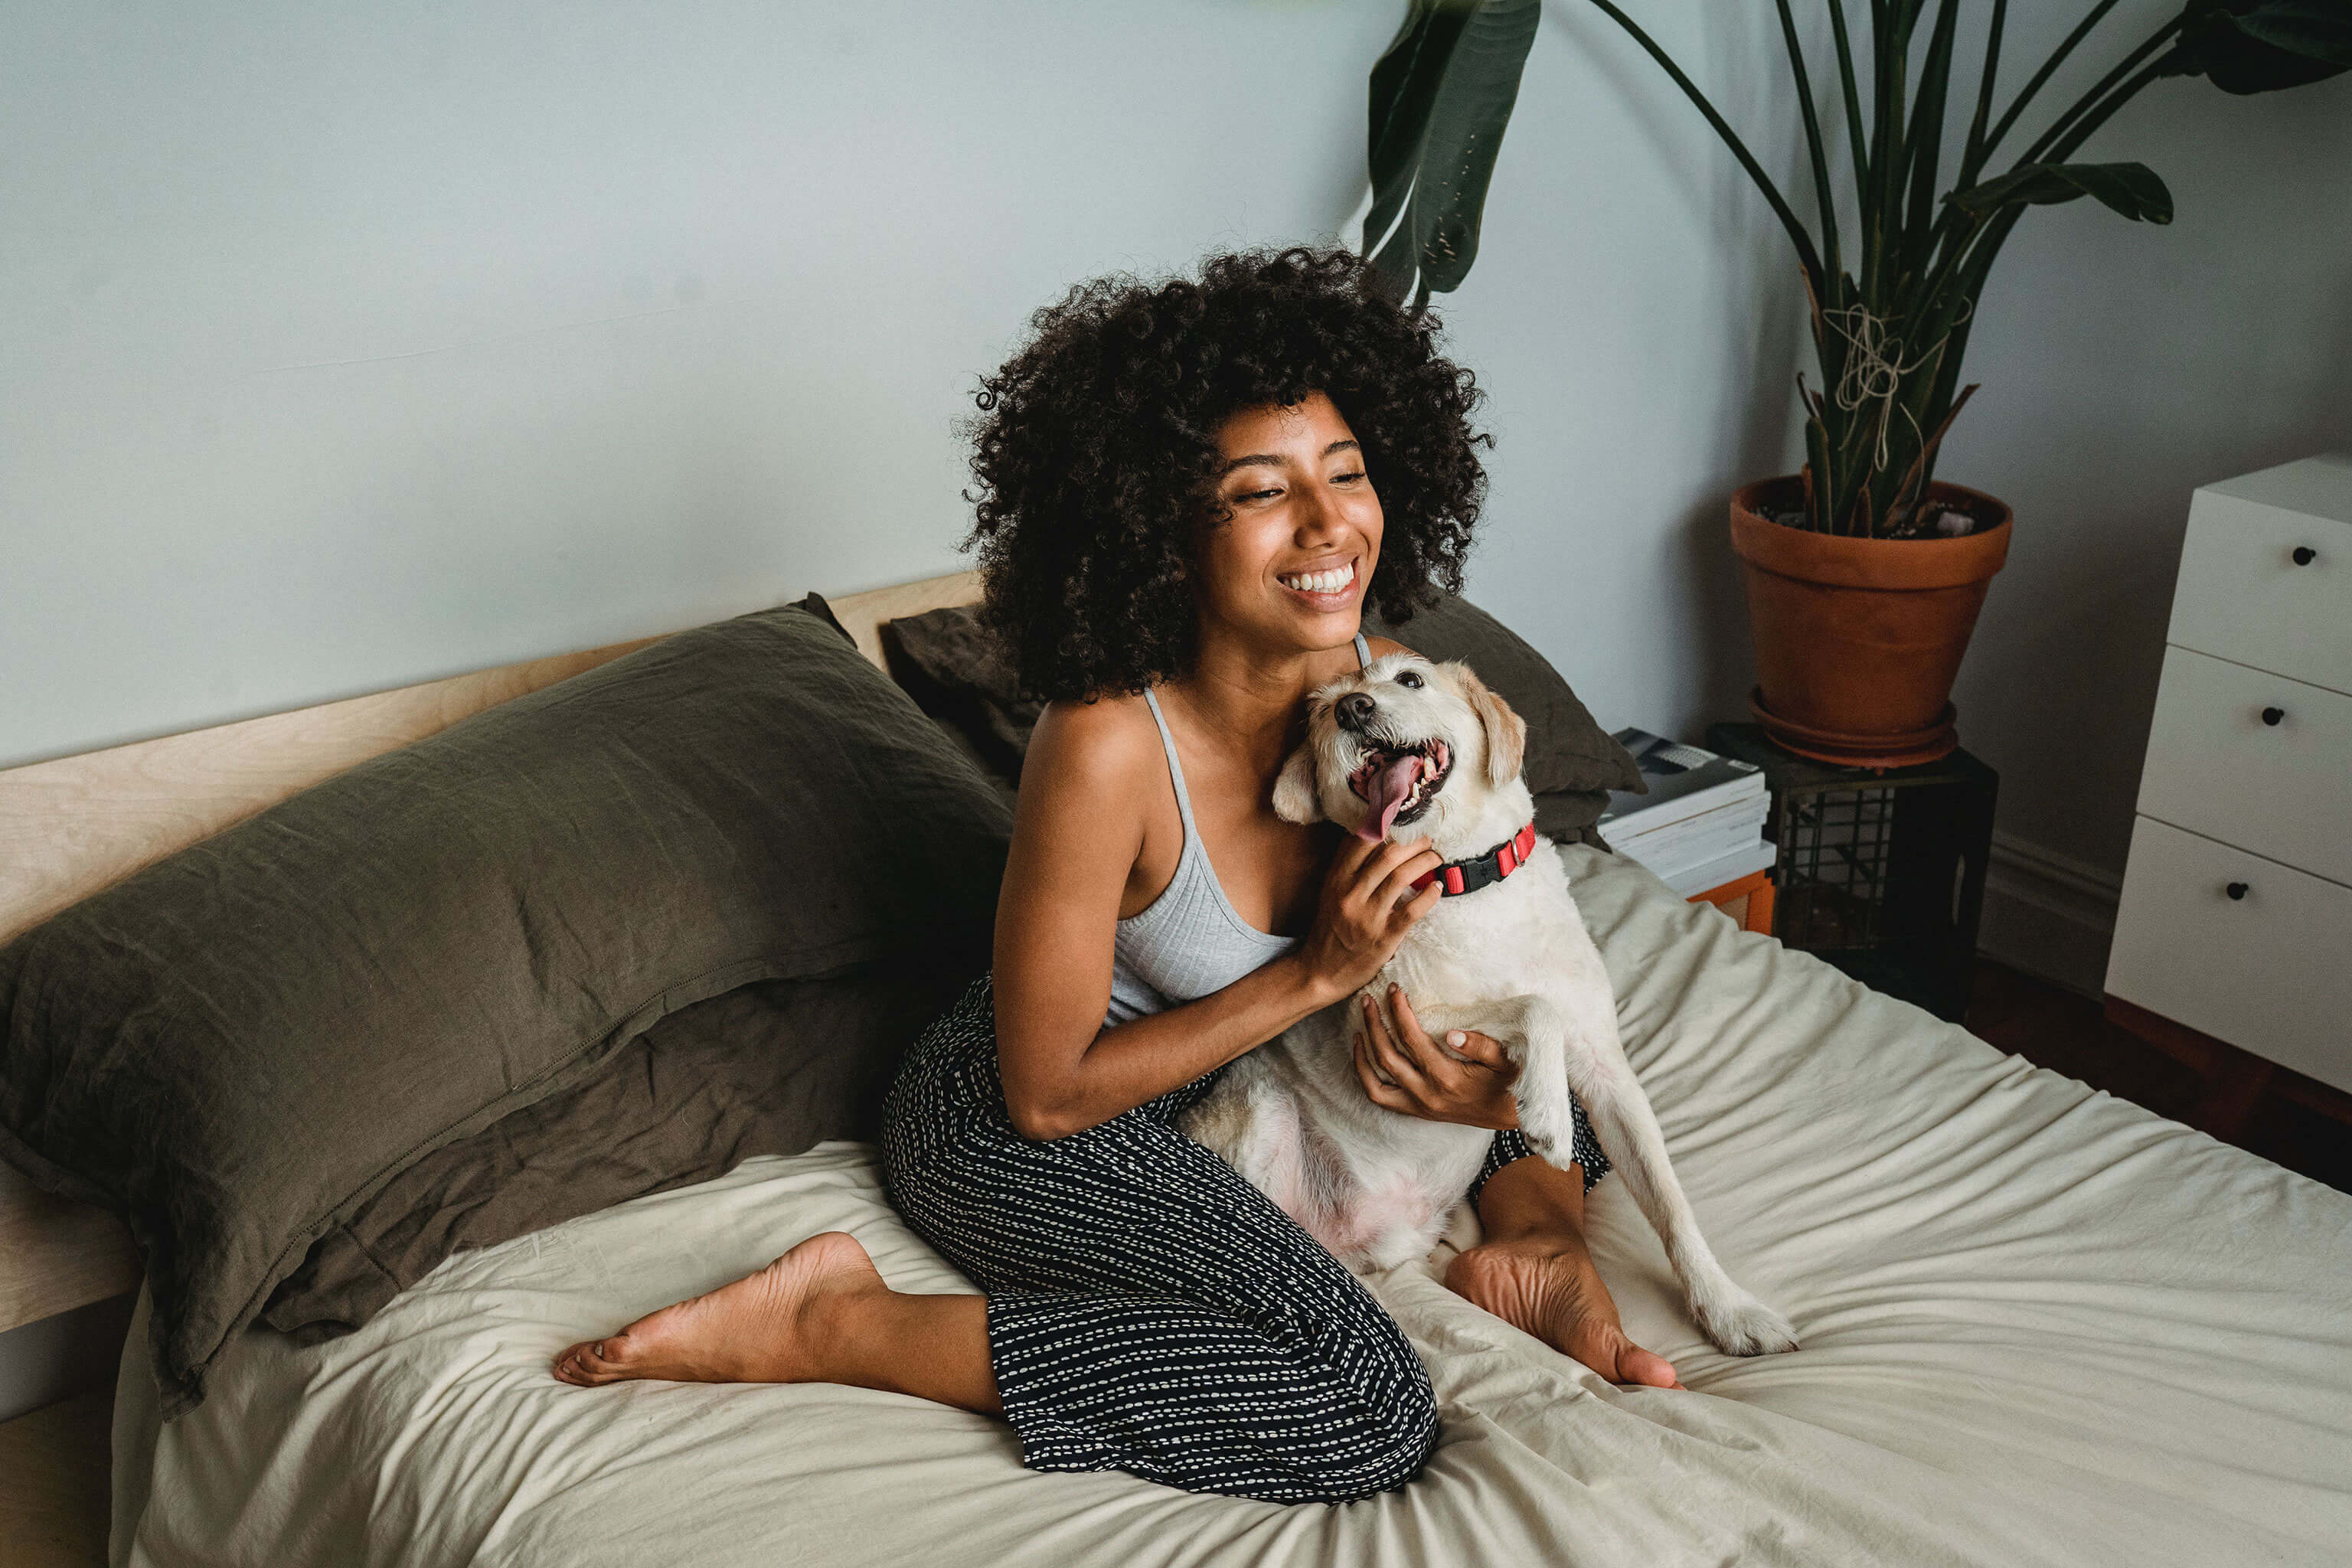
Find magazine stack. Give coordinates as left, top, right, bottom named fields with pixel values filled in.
left=1598, top=730, right=1773, bottom=897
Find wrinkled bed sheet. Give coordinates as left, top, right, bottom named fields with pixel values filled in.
left=110, top=846, right=2352, bottom=1566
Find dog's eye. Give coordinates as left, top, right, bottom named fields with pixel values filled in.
left=1395, top=669, right=1424, bottom=690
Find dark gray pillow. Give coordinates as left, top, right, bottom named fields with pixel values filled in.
left=884, top=590, right=1642, bottom=837
left=880, top=606, right=1040, bottom=785
left=262, top=962, right=963, bottom=1341
left=1364, top=593, right=1644, bottom=804
left=0, top=598, right=1009, bottom=1416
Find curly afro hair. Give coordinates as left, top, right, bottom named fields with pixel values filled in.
left=962, top=246, right=1489, bottom=702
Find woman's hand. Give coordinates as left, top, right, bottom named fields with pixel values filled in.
left=1294, top=836, right=1443, bottom=1004
left=1353, top=985, right=1521, bottom=1130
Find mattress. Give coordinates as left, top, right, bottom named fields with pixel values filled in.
left=108, top=845, right=2352, bottom=1566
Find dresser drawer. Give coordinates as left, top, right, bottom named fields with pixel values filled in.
left=2136, top=645, right=2352, bottom=886
left=2170, top=481, right=2352, bottom=694
left=2105, top=816, right=2352, bottom=1094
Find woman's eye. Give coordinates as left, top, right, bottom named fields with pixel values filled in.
left=1333, top=469, right=1366, bottom=484
left=1240, top=487, right=1282, bottom=502
left=1396, top=670, right=1423, bottom=689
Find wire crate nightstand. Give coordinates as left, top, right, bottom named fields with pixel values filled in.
left=1704, top=723, right=1998, bottom=1023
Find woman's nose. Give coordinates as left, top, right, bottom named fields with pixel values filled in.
left=1292, top=479, right=1340, bottom=537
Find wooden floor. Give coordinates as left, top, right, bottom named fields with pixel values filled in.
left=1966, top=958, right=2351, bottom=1195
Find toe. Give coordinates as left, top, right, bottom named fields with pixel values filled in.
left=1619, top=1341, right=1682, bottom=1390
left=553, top=1336, right=630, bottom=1386
left=1572, top=1322, right=1681, bottom=1391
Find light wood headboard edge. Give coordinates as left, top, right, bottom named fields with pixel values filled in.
left=822, top=568, right=983, bottom=672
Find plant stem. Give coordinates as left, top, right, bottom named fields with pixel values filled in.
left=1825, top=1, right=1870, bottom=193
left=1960, top=0, right=2007, bottom=181
left=2047, top=57, right=2174, bottom=168
left=1583, top=0, right=1825, bottom=287
left=1980, top=0, right=2124, bottom=158
left=1911, top=15, right=2177, bottom=354
left=1775, top=0, right=1842, bottom=280
left=1907, top=205, right=2018, bottom=477
left=1905, top=0, right=1964, bottom=241
left=1861, top=1, right=1915, bottom=308
left=2017, top=21, right=2183, bottom=167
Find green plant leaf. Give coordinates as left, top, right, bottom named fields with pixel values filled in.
left=2167, top=0, right=2352, bottom=95
left=1364, top=0, right=1542, bottom=303
left=1946, top=161, right=2175, bottom=223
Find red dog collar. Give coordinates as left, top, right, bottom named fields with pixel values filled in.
left=1412, top=822, right=1539, bottom=897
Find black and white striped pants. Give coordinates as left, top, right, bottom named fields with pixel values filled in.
left=879, top=975, right=1609, bottom=1504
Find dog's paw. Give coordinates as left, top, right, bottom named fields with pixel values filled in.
left=1512, top=1097, right=1578, bottom=1169
left=1692, top=1292, right=1799, bottom=1357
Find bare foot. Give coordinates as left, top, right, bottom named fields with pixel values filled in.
left=552, top=1230, right=887, bottom=1387
left=1446, top=1235, right=1683, bottom=1390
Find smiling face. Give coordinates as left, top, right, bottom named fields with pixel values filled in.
left=1273, top=653, right=1531, bottom=853
left=1192, top=391, right=1383, bottom=658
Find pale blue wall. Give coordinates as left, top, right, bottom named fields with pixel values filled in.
left=8, top=4, right=2344, bottom=881
left=1, top=1, right=1390, bottom=766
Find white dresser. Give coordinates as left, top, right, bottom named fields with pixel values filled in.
left=2105, top=453, right=2352, bottom=1096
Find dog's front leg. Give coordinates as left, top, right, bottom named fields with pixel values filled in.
left=1556, top=1011, right=1800, bottom=1358
left=1434, top=995, right=1798, bottom=1358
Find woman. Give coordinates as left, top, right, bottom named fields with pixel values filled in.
left=553, top=248, right=1680, bottom=1502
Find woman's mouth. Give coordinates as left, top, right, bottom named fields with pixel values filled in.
left=1277, top=559, right=1357, bottom=605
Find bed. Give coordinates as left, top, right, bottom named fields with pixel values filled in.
left=5, top=573, right=2350, bottom=1567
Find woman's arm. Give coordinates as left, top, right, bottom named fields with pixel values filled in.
left=993, top=701, right=1441, bottom=1141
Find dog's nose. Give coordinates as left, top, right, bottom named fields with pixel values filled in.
left=1336, top=691, right=1377, bottom=730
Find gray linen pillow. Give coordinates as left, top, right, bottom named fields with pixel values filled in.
left=884, top=590, right=1642, bottom=838
left=0, top=598, right=1009, bottom=1416
left=261, top=963, right=963, bottom=1341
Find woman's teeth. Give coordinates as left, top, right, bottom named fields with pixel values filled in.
left=1279, top=562, right=1355, bottom=595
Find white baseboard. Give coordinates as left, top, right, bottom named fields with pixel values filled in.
left=1978, top=831, right=2122, bottom=998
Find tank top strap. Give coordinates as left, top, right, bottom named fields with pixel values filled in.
left=1139, top=688, right=1203, bottom=844
left=1145, top=637, right=1366, bottom=843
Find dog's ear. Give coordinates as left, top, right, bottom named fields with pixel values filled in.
left=1455, top=663, right=1527, bottom=786
left=1272, top=743, right=1323, bottom=825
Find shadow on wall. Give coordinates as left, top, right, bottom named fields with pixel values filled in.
left=1680, top=291, right=1809, bottom=731
left=1537, top=1, right=1816, bottom=733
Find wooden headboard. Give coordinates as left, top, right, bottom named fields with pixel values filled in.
left=0, top=569, right=982, bottom=1338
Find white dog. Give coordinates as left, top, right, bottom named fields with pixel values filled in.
left=1179, top=653, right=1797, bottom=1357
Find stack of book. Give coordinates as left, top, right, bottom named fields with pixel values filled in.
left=1598, top=729, right=1774, bottom=897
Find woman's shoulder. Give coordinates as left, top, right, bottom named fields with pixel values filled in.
left=1024, top=692, right=1162, bottom=795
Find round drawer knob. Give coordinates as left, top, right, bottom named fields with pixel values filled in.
left=2226, top=881, right=2249, bottom=900
left=2292, top=545, right=2317, bottom=565
left=2262, top=706, right=2285, bottom=726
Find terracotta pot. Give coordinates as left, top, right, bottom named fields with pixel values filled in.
left=1730, top=475, right=2012, bottom=769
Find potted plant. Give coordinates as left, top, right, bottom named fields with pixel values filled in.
left=1361, top=0, right=2350, bottom=765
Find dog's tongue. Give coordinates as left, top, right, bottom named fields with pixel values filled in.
left=1358, top=753, right=1423, bottom=842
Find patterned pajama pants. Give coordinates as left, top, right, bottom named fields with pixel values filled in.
left=879, top=975, right=1610, bottom=1504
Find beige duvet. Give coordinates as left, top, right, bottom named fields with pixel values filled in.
left=109, top=846, right=2352, bottom=1566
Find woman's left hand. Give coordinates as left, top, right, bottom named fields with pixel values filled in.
left=1352, top=985, right=1521, bottom=1131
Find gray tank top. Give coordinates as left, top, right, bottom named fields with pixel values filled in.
left=1105, top=633, right=1372, bottom=1027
